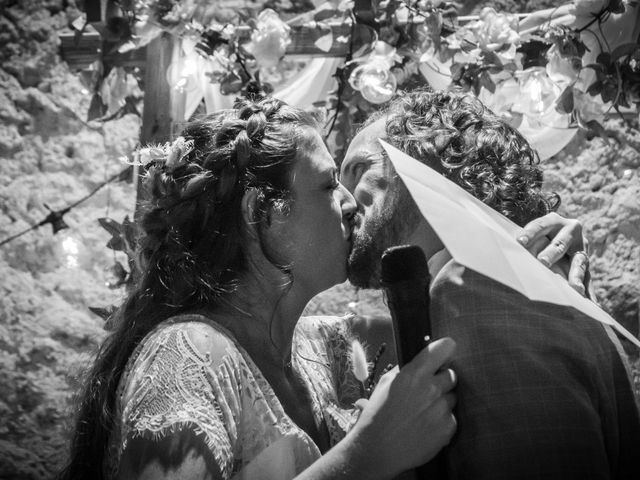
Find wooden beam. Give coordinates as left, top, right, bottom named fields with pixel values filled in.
left=60, top=22, right=353, bottom=71
left=60, top=30, right=146, bottom=69
left=134, top=33, right=175, bottom=221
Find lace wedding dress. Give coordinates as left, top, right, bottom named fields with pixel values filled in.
left=105, top=314, right=363, bottom=479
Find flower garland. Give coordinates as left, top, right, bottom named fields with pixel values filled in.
left=73, top=0, right=640, bottom=153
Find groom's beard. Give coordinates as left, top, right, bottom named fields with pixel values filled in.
left=348, top=187, right=418, bottom=289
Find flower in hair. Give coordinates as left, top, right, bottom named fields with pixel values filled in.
left=165, top=136, right=194, bottom=170
left=120, top=136, right=194, bottom=170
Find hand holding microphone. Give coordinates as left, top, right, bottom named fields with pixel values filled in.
left=380, top=245, right=455, bottom=479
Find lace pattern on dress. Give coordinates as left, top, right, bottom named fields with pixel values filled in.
left=294, top=316, right=364, bottom=447
left=108, top=322, right=238, bottom=479
left=107, top=315, right=364, bottom=478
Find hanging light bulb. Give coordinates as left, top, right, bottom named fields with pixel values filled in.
left=516, top=67, right=559, bottom=117
left=166, top=55, right=199, bottom=93
left=60, top=235, right=80, bottom=268
left=40, top=204, right=69, bottom=235
left=349, top=59, right=397, bottom=104
left=349, top=41, right=399, bottom=105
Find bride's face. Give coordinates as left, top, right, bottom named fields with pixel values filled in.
left=266, top=129, right=357, bottom=297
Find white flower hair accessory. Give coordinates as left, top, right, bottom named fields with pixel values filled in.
left=121, top=136, right=195, bottom=171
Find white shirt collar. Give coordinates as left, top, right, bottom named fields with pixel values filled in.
left=427, top=248, right=452, bottom=281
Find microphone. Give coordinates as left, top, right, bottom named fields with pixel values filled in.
left=380, top=245, right=431, bottom=367
left=381, top=245, right=447, bottom=480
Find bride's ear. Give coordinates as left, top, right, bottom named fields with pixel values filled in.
left=241, top=188, right=260, bottom=238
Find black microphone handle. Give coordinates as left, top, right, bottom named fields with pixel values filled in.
left=382, top=259, right=448, bottom=479
left=385, top=279, right=431, bottom=367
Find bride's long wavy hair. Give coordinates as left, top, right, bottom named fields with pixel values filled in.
left=58, top=97, right=318, bottom=479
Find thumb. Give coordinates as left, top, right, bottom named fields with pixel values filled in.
left=354, top=398, right=369, bottom=412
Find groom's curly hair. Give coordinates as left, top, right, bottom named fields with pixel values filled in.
left=367, top=89, right=560, bottom=226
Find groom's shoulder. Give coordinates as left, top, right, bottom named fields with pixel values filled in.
left=428, top=259, right=611, bottom=353
left=429, top=258, right=511, bottom=302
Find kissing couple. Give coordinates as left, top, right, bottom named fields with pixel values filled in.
left=60, top=89, right=640, bottom=480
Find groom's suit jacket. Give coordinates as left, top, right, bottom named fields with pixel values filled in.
left=427, top=257, right=640, bottom=480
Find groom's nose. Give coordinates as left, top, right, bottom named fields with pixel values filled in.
left=339, top=182, right=357, bottom=217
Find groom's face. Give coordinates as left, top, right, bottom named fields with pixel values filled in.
left=340, top=118, right=416, bottom=288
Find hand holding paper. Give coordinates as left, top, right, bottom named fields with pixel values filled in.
left=380, top=139, right=640, bottom=348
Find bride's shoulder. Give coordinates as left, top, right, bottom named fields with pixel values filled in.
left=139, top=314, right=244, bottom=367
left=298, top=314, right=352, bottom=338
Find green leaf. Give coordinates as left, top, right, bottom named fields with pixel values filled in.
left=88, top=305, right=117, bottom=321
left=596, top=52, right=612, bottom=67
left=98, top=217, right=123, bottom=238
left=587, top=80, right=603, bottom=96
left=555, top=86, right=574, bottom=114
left=583, top=63, right=604, bottom=73
left=611, top=42, right=640, bottom=62
left=450, top=62, right=465, bottom=82
left=311, top=22, right=334, bottom=53
left=608, top=0, right=625, bottom=14
left=219, top=71, right=244, bottom=95
left=478, top=70, right=496, bottom=94
left=584, top=119, right=610, bottom=143
left=517, top=40, right=551, bottom=69
left=481, top=50, right=503, bottom=68
left=351, top=23, right=377, bottom=58
left=313, top=8, right=340, bottom=22
left=87, top=93, right=106, bottom=121
left=600, top=82, right=617, bottom=103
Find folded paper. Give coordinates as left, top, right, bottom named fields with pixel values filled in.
left=380, top=139, right=640, bottom=348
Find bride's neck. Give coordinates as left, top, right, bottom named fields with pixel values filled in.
left=207, top=273, right=310, bottom=371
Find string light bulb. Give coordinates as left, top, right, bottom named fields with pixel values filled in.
left=42, top=204, right=70, bottom=235
left=349, top=41, right=399, bottom=105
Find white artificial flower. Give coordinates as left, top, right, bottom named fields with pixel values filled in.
left=573, top=88, right=607, bottom=122
left=166, top=137, right=194, bottom=169
left=546, top=44, right=581, bottom=88
left=245, top=9, right=291, bottom=69
left=512, top=67, right=562, bottom=117
left=467, top=7, right=520, bottom=52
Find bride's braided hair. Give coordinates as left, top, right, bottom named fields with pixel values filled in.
left=138, top=98, right=315, bottom=305
left=60, top=97, right=318, bottom=480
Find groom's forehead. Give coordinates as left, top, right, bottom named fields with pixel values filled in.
left=342, top=118, right=388, bottom=170
left=354, top=118, right=387, bottom=152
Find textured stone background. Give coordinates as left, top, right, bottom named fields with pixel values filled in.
left=0, top=0, right=638, bottom=478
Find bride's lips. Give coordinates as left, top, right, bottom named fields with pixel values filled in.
left=346, top=212, right=363, bottom=246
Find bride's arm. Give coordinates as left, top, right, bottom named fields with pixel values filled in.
left=115, top=338, right=456, bottom=480
left=116, top=430, right=222, bottom=480
left=294, top=339, right=457, bottom=480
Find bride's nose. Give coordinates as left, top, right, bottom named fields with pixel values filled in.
left=339, top=182, right=357, bottom=219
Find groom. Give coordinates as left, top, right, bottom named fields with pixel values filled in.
left=340, top=89, right=640, bottom=479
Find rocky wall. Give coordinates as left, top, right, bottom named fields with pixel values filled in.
left=1, top=1, right=139, bottom=477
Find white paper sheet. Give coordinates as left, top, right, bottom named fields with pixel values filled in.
left=381, top=140, right=640, bottom=348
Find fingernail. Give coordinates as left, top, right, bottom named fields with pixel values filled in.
left=518, top=235, right=529, bottom=246
left=539, top=256, right=550, bottom=267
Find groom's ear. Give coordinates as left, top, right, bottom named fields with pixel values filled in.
left=241, top=188, right=260, bottom=238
